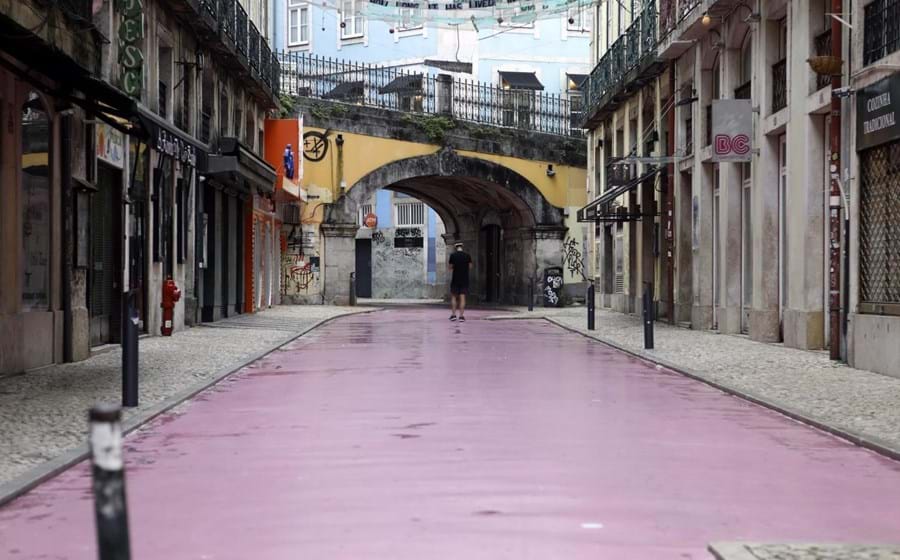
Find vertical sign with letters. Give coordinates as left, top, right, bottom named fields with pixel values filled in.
left=711, top=99, right=752, bottom=162
left=118, top=0, right=145, bottom=98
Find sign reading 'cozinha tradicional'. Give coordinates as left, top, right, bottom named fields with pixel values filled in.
left=857, top=73, right=900, bottom=151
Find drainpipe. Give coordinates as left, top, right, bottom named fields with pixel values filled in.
left=666, top=65, right=676, bottom=324
left=828, top=0, right=843, bottom=360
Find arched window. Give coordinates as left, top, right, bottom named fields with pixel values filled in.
left=21, top=92, right=51, bottom=310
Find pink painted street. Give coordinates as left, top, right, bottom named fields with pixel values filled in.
left=3, top=308, right=900, bottom=559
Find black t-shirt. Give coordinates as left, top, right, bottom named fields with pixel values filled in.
left=449, top=251, right=472, bottom=285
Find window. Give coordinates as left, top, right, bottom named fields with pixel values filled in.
left=21, top=92, right=51, bottom=311
left=359, top=203, right=374, bottom=226
left=395, top=201, right=425, bottom=226
left=341, top=0, right=364, bottom=38
left=863, top=0, right=900, bottom=65
left=567, top=5, right=591, bottom=32
left=288, top=0, right=310, bottom=46
left=398, top=6, right=422, bottom=31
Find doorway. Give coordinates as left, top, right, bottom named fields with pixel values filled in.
left=482, top=224, right=501, bottom=302
left=90, top=163, right=123, bottom=346
left=355, top=239, right=372, bottom=298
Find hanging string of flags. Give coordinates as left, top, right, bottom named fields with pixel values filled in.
left=311, top=0, right=593, bottom=28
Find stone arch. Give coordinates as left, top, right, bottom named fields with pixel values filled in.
left=320, top=148, right=568, bottom=306
left=325, top=147, right=564, bottom=229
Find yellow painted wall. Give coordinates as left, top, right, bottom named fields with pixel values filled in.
left=300, top=127, right=587, bottom=215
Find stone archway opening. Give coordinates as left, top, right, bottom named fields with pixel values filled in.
left=322, top=149, right=568, bottom=305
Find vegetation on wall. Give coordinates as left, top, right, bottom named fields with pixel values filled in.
left=309, top=102, right=350, bottom=121
left=401, top=114, right=457, bottom=145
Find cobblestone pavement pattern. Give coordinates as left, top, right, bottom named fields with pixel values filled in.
left=710, top=542, right=900, bottom=560
left=0, top=305, right=368, bottom=486
left=488, top=307, right=900, bottom=456
left=2, top=309, right=900, bottom=559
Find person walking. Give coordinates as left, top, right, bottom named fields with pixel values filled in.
left=448, top=242, right=472, bottom=322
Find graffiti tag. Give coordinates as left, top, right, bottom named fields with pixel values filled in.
left=562, top=236, right=586, bottom=280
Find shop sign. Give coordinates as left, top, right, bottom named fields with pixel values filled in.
left=711, top=99, right=752, bottom=162
left=156, top=127, right=197, bottom=167
left=857, top=73, right=900, bottom=151
left=117, top=0, right=145, bottom=98
left=97, top=123, right=125, bottom=168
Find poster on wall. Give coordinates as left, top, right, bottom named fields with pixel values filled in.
left=711, top=99, right=752, bottom=162
left=96, top=123, right=125, bottom=169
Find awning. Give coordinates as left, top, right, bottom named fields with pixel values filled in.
left=323, top=80, right=364, bottom=100
left=134, top=104, right=208, bottom=169
left=379, top=74, right=423, bottom=94
left=204, top=137, right=277, bottom=194
left=577, top=167, right=660, bottom=223
left=424, top=59, right=473, bottom=73
left=567, top=73, right=588, bottom=90
left=499, top=71, right=544, bottom=91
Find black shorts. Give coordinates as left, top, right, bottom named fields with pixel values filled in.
left=450, top=281, right=469, bottom=295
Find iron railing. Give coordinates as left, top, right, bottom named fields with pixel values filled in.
left=859, top=141, right=900, bottom=314
left=235, top=3, right=248, bottom=56
left=863, top=0, right=900, bottom=65
left=278, top=51, right=582, bottom=137
left=202, top=0, right=217, bottom=19
left=584, top=2, right=659, bottom=124
left=772, top=59, right=787, bottom=113
left=221, top=0, right=236, bottom=40
left=659, top=0, right=701, bottom=40
left=249, top=22, right=260, bottom=71
left=814, top=29, right=833, bottom=90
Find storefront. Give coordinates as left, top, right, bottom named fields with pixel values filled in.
left=202, top=137, right=277, bottom=321
left=851, top=71, right=900, bottom=377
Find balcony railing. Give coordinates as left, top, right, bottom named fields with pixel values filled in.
left=772, top=59, right=787, bottom=113
left=235, top=4, right=248, bottom=56
left=813, top=29, right=833, bottom=90
left=201, top=0, right=217, bottom=18
left=863, top=0, right=900, bottom=65
left=584, top=2, right=660, bottom=125
left=186, top=0, right=281, bottom=97
left=278, top=51, right=582, bottom=137
left=659, top=0, right=701, bottom=39
left=249, top=22, right=260, bottom=71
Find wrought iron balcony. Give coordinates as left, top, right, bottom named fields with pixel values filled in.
left=814, top=29, right=833, bottom=90
left=165, top=0, right=281, bottom=103
left=235, top=3, right=249, bottom=57
left=772, top=59, right=787, bottom=113
left=583, top=2, right=664, bottom=128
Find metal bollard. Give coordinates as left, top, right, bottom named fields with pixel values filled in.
left=349, top=272, right=357, bottom=307
left=89, top=404, right=131, bottom=560
left=528, top=276, right=534, bottom=312
left=643, top=281, right=654, bottom=350
left=121, top=291, right=139, bottom=408
left=587, top=280, right=595, bottom=331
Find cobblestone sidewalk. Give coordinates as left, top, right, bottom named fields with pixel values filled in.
left=0, top=305, right=371, bottom=488
left=489, top=306, right=900, bottom=459
left=709, top=542, right=900, bottom=560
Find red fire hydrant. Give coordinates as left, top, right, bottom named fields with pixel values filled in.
left=161, top=276, right=181, bottom=336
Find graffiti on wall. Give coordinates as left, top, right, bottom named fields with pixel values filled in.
left=562, top=236, right=586, bottom=280
left=282, top=223, right=321, bottom=296
left=372, top=230, right=386, bottom=245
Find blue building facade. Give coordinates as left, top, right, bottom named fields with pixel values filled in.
left=273, top=0, right=591, bottom=94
